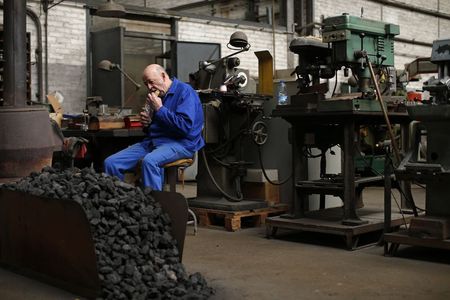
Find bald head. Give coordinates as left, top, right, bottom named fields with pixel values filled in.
left=142, top=64, right=172, bottom=96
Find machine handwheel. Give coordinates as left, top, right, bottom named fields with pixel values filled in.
left=251, top=121, right=268, bottom=145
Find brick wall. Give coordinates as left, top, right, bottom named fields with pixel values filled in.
left=177, top=17, right=289, bottom=79
left=20, top=1, right=87, bottom=114
left=4, top=1, right=447, bottom=113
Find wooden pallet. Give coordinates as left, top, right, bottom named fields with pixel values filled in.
left=191, top=204, right=288, bottom=231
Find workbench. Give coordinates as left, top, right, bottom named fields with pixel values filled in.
left=266, top=104, right=412, bottom=249
left=61, top=128, right=145, bottom=171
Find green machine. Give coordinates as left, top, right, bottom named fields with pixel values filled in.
left=288, top=14, right=403, bottom=176
left=319, top=13, right=400, bottom=112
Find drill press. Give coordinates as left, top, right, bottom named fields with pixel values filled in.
left=319, top=13, right=399, bottom=112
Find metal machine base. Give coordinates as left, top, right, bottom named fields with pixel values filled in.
left=266, top=207, right=411, bottom=250
left=384, top=231, right=450, bottom=256
left=318, top=98, right=382, bottom=112
left=188, top=196, right=268, bottom=211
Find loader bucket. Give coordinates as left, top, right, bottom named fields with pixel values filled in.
left=0, top=188, right=188, bottom=298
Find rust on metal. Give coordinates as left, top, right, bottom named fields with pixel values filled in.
left=0, top=108, right=62, bottom=178
left=0, top=189, right=101, bottom=298
left=0, top=0, right=62, bottom=179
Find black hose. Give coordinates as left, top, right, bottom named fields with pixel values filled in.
left=256, top=144, right=291, bottom=186
left=332, top=69, right=338, bottom=97
left=200, top=148, right=243, bottom=202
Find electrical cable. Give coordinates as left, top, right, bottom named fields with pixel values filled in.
left=332, top=69, right=338, bottom=97
left=356, top=144, right=423, bottom=214
left=200, top=148, right=243, bottom=202
left=47, top=0, right=67, bottom=10
left=303, top=147, right=323, bottom=158
left=256, top=144, right=292, bottom=186
left=355, top=147, right=408, bottom=227
left=413, top=182, right=426, bottom=189
left=210, top=153, right=231, bottom=167
left=206, top=128, right=246, bottom=155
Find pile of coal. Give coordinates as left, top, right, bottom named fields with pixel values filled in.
left=2, top=167, right=213, bottom=299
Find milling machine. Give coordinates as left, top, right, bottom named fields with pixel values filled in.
left=189, top=31, right=271, bottom=211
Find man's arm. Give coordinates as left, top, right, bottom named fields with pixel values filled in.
left=153, top=89, right=200, bottom=137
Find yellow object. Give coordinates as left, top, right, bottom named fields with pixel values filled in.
left=49, top=112, right=63, bottom=127
left=255, top=50, right=273, bottom=95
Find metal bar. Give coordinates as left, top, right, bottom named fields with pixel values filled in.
left=293, top=127, right=303, bottom=217
left=366, top=58, right=401, bottom=164
left=343, top=122, right=357, bottom=221
left=384, top=154, right=392, bottom=235
left=400, top=123, right=412, bottom=209
left=394, top=37, right=433, bottom=48
left=271, top=0, right=276, bottom=74
left=3, top=0, right=27, bottom=107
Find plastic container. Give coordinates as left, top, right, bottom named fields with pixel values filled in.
left=277, top=80, right=288, bottom=105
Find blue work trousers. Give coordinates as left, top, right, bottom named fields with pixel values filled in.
left=104, top=139, right=194, bottom=190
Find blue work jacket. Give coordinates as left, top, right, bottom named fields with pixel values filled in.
left=148, top=78, right=205, bottom=152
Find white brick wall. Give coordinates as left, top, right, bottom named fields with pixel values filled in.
left=178, top=17, right=289, bottom=79
left=440, top=18, right=450, bottom=38
left=25, top=1, right=87, bottom=114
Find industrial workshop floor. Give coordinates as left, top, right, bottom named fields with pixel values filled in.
left=1, top=185, right=450, bottom=299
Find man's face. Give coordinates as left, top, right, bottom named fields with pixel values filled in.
left=143, top=72, right=165, bottom=96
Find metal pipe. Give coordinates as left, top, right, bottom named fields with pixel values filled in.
left=26, top=8, right=44, bottom=103
left=45, top=8, right=49, bottom=97
left=366, top=57, right=401, bottom=165
left=271, top=0, right=276, bottom=74
left=394, top=37, right=433, bottom=48
left=1, top=1, right=45, bottom=103
left=3, top=0, right=27, bottom=107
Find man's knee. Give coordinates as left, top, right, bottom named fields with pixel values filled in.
left=142, top=156, right=158, bottom=169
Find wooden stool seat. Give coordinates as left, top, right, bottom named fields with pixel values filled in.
left=163, top=158, right=194, bottom=168
left=163, top=158, right=194, bottom=193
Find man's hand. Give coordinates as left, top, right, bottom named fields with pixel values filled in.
left=147, top=90, right=162, bottom=112
left=140, top=110, right=151, bottom=127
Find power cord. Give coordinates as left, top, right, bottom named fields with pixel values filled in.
left=256, top=144, right=292, bottom=186
left=200, top=148, right=243, bottom=202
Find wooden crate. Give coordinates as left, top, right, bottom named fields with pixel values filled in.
left=242, top=181, right=280, bottom=205
left=409, top=216, right=450, bottom=240
left=191, top=204, right=288, bottom=232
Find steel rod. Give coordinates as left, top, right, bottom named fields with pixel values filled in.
left=366, top=58, right=401, bottom=165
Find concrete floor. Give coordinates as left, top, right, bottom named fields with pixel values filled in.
left=182, top=186, right=450, bottom=300
left=1, top=186, right=450, bottom=299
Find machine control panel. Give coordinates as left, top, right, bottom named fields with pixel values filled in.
left=322, top=30, right=350, bottom=43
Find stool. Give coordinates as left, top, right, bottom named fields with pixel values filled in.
left=163, top=158, right=194, bottom=192
left=163, top=158, right=197, bottom=235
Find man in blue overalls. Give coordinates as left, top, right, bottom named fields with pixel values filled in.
left=104, top=64, right=205, bottom=190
